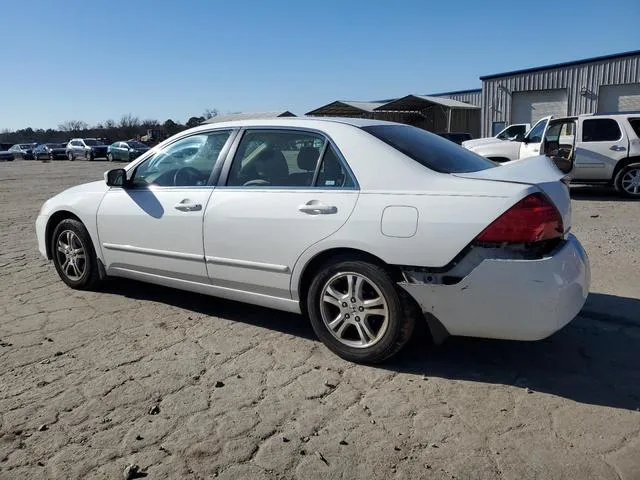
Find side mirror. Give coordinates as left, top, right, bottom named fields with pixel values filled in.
left=105, top=168, right=127, bottom=187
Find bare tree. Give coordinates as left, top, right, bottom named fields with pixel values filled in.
left=203, top=108, right=219, bottom=119
left=104, top=119, right=116, bottom=129
left=58, top=120, right=88, bottom=132
left=142, top=119, right=160, bottom=128
left=119, top=114, right=140, bottom=129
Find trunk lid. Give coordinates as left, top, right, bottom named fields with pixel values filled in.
left=455, top=155, right=571, bottom=234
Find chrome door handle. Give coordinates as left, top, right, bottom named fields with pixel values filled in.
left=298, top=201, right=337, bottom=215
left=174, top=199, right=202, bottom=212
left=609, top=145, right=626, bottom=151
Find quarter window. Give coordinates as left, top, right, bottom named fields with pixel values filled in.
left=131, top=130, right=231, bottom=187
left=315, top=144, right=354, bottom=188
left=582, top=119, right=622, bottom=142
left=227, top=130, right=325, bottom=187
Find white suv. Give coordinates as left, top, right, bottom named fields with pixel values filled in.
left=541, top=114, right=640, bottom=198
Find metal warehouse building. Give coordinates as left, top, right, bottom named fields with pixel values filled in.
left=305, top=50, right=640, bottom=139
left=481, top=50, right=640, bottom=136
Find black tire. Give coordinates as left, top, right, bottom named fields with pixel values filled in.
left=614, top=163, right=640, bottom=199
left=68, top=152, right=74, bottom=161
left=306, top=259, right=415, bottom=363
left=51, top=218, right=101, bottom=290
left=86, top=150, right=94, bottom=161
left=107, top=153, right=114, bottom=162
left=49, top=153, right=55, bottom=162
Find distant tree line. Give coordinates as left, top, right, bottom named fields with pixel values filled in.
left=0, top=109, right=219, bottom=146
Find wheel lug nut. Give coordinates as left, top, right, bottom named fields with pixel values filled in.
left=355, top=316, right=360, bottom=322
left=342, top=302, right=348, bottom=307
left=359, top=306, right=364, bottom=312
left=351, top=298, right=356, bottom=303
left=345, top=314, right=350, bottom=319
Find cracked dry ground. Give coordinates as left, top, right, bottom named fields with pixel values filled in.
left=1, top=161, right=640, bottom=480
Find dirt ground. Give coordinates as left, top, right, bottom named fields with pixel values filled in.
left=1, top=159, right=639, bottom=480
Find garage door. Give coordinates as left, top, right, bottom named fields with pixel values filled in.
left=598, top=83, right=640, bottom=112
left=511, top=89, right=568, bottom=125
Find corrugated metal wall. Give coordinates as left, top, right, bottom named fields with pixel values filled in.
left=481, top=54, right=640, bottom=136
left=436, top=90, right=482, bottom=107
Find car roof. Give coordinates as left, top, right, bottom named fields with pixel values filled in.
left=189, top=116, right=402, bottom=132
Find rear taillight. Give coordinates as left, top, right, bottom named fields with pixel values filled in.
left=474, top=193, right=563, bottom=244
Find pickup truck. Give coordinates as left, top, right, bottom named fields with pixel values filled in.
left=461, top=123, right=530, bottom=149
left=463, top=116, right=551, bottom=163
left=541, top=113, right=640, bottom=198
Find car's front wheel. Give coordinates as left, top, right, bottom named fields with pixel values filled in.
left=51, top=219, right=101, bottom=290
left=107, top=153, right=114, bottom=162
left=307, top=259, right=415, bottom=363
left=615, top=163, right=640, bottom=198
left=86, top=150, right=94, bottom=161
left=68, top=152, right=74, bottom=161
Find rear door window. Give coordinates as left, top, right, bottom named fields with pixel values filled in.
left=627, top=118, right=640, bottom=138
left=582, top=119, right=622, bottom=142
left=361, top=125, right=495, bottom=173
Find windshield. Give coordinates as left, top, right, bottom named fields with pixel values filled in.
left=83, top=139, right=104, bottom=146
left=20, top=144, right=33, bottom=149
left=46, top=143, right=64, bottom=148
left=497, top=125, right=527, bottom=140
left=362, top=125, right=496, bottom=173
left=127, top=141, right=148, bottom=149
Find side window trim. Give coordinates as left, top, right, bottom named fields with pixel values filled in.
left=216, top=126, right=359, bottom=190
left=128, top=128, right=238, bottom=189
left=310, top=140, right=329, bottom=187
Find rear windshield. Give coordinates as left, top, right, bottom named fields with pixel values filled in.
left=362, top=125, right=495, bottom=173
left=84, top=139, right=104, bottom=146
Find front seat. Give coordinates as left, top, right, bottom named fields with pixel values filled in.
left=288, top=147, right=319, bottom=186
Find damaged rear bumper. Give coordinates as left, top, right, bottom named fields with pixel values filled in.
left=399, top=234, right=590, bottom=341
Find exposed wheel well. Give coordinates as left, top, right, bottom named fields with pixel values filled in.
left=45, top=211, right=82, bottom=259
left=612, top=157, right=640, bottom=181
left=487, top=157, right=511, bottom=163
left=297, top=248, right=404, bottom=313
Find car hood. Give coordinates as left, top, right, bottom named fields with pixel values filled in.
left=455, top=155, right=571, bottom=233
left=462, top=137, right=503, bottom=148
left=58, top=180, right=109, bottom=198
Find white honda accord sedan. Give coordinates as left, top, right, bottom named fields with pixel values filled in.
left=36, top=118, right=590, bottom=363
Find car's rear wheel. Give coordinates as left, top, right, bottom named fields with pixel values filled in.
left=68, top=152, right=74, bottom=161
left=51, top=219, right=101, bottom=290
left=49, top=153, right=55, bottom=161
left=86, top=151, right=94, bottom=161
left=614, top=163, right=640, bottom=198
left=307, top=260, right=415, bottom=363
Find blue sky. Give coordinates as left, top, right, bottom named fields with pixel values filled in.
left=1, top=0, right=638, bottom=130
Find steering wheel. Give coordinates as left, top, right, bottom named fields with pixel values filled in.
left=174, top=166, right=206, bottom=186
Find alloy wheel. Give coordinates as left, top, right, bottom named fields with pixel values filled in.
left=621, top=168, right=640, bottom=196
left=55, top=230, right=86, bottom=281
left=319, top=272, right=389, bottom=348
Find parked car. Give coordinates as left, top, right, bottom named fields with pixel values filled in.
left=65, top=138, right=108, bottom=161
left=0, top=143, right=14, bottom=161
left=34, top=143, right=68, bottom=161
left=436, top=132, right=473, bottom=145
left=107, top=140, right=150, bottom=162
left=8, top=143, right=37, bottom=160
left=541, top=113, right=640, bottom=198
left=462, top=123, right=531, bottom=149
left=36, top=118, right=589, bottom=363
left=463, top=116, right=551, bottom=163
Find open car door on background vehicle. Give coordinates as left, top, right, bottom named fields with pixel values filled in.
left=542, top=119, right=576, bottom=174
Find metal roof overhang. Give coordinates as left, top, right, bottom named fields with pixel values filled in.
left=306, top=101, right=385, bottom=116
left=373, top=95, right=479, bottom=112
